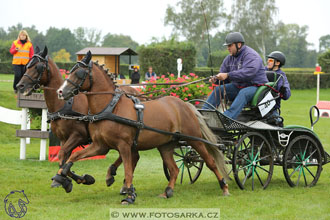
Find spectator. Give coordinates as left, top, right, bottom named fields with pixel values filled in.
left=130, top=67, right=140, bottom=84
left=145, top=66, right=157, bottom=81
left=9, top=30, right=34, bottom=93
left=119, top=73, right=126, bottom=79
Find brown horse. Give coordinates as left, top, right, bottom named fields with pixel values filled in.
left=16, top=47, right=140, bottom=192
left=56, top=51, right=229, bottom=204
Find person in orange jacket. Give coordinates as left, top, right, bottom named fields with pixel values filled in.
left=9, top=30, right=34, bottom=93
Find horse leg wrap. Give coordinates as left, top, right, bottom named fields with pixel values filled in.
left=165, top=186, right=174, bottom=198
left=70, top=171, right=95, bottom=185
left=61, top=162, right=73, bottom=176
left=51, top=174, right=73, bottom=193
left=121, top=185, right=137, bottom=205
left=219, top=178, right=227, bottom=189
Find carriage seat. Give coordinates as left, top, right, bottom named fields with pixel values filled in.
left=250, top=71, right=278, bottom=108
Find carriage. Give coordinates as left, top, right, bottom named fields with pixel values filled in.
left=163, top=96, right=330, bottom=190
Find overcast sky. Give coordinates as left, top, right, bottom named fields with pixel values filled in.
left=1, top=0, right=329, bottom=50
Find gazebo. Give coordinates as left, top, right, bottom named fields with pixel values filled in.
left=76, top=47, right=138, bottom=75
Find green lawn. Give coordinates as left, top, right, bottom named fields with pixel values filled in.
left=0, top=76, right=330, bottom=219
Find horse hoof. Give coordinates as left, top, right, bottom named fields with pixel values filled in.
left=63, top=181, right=73, bottom=193
left=165, top=186, right=173, bottom=198
left=223, top=191, right=230, bottom=196
left=106, top=176, right=115, bottom=187
left=51, top=179, right=62, bottom=188
left=119, top=186, right=128, bottom=195
left=158, top=193, right=167, bottom=199
left=82, top=174, right=95, bottom=185
left=51, top=174, right=72, bottom=193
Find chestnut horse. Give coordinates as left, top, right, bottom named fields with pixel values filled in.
left=16, top=47, right=140, bottom=192
left=56, top=51, right=229, bottom=204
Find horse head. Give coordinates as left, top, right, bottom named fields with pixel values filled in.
left=16, top=46, right=50, bottom=95
left=57, top=51, right=93, bottom=100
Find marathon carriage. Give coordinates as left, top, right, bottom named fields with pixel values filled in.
left=163, top=71, right=330, bottom=190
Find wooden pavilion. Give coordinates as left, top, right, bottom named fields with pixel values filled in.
left=76, top=47, right=138, bottom=75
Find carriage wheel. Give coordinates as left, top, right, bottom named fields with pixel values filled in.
left=233, top=132, right=274, bottom=190
left=163, top=146, right=204, bottom=184
left=283, top=135, right=322, bottom=187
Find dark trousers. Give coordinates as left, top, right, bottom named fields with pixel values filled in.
left=13, top=64, right=26, bottom=91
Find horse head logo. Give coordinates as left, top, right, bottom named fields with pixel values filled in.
left=4, top=190, right=29, bottom=218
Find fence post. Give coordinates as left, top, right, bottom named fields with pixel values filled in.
left=40, top=108, right=48, bottom=160
left=20, top=108, right=27, bottom=160
left=26, top=109, right=30, bottom=144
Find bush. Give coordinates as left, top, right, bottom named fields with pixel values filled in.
left=318, top=49, right=330, bottom=73
left=136, top=73, right=211, bottom=103
left=138, top=40, right=196, bottom=78
left=193, top=67, right=330, bottom=89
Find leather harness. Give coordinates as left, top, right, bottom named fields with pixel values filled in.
left=47, top=97, right=85, bottom=123
left=82, top=88, right=219, bottom=148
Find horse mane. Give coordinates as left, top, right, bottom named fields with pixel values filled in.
left=92, top=60, right=116, bottom=83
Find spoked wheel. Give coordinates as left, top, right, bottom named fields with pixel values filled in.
left=233, top=132, right=274, bottom=190
left=163, top=146, right=204, bottom=184
left=283, top=135, right=322, bottom=187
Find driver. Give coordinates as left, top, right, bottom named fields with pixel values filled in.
left=203, top=32, right=268, bottom=120
left=266, top=51, right=291, bottom=126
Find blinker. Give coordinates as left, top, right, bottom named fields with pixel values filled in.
left=76, top=69, right=87, bottom=79
left=36, top=63, right=45, bottom=74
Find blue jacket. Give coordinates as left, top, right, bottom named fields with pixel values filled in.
left=267, top=68, right=291, bottom=110
left=220, top=45, right=268, bottom=87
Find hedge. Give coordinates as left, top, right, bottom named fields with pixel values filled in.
left=138, top=40, right=196, bottom=78
left=193, top=67, right=330, bottom=89
left=0, top=62, right=131, bottom=75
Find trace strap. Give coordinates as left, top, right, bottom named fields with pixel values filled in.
left=83, top=90, right=219, bottom=147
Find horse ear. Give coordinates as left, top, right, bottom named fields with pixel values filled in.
left=83, top=50, right=92, bottom=64
left=35, top=46, right=40, bottom=54
left=41, top=46, right=48, bottom=58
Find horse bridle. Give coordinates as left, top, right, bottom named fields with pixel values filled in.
left=23, top=54, right=50, bottom=90
left=65, top=60, right=93, bottom=96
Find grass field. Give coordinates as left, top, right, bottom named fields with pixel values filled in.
left=0, top=74, right=330, bottom=220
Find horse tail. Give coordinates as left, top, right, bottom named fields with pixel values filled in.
left=185, top=102, right=229, bottom=181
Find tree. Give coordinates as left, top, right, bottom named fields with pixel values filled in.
left=228, top=0, right=278, bottom=61
left=52, top=49, right=71, bottom=62
left=274, top=22, right=313, bottom=67
left=164, top=0, right=226, bottom=46
left=319, top=34, right=330, bottom=52
left=74, top=27, right=102, bottom=48
left=0, top=40, right=13, bottom=62
left=45, top=27, right=80, bottom=61
left=102, top=33, right=139, bottom=49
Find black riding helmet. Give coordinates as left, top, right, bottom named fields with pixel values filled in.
left=267, top=51, right=286, bottom=67
left=223, top=32, right=245, bottom=56
left=223, top=32, right=245, bottom=46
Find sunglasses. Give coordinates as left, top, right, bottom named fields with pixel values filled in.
left=267, top=58, right=275, bottom=63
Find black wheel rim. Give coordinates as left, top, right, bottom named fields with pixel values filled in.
left=283, top=135, right=322, bottom=187
left=233, top=132, right=274, bottom=190
left=163, top=146, right=203, bottom=184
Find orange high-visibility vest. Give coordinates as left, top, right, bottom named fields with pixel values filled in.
left=12, top=40, right=32, bottom=65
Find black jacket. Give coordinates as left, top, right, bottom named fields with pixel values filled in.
left=131, top=71, right=140, bottom=84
